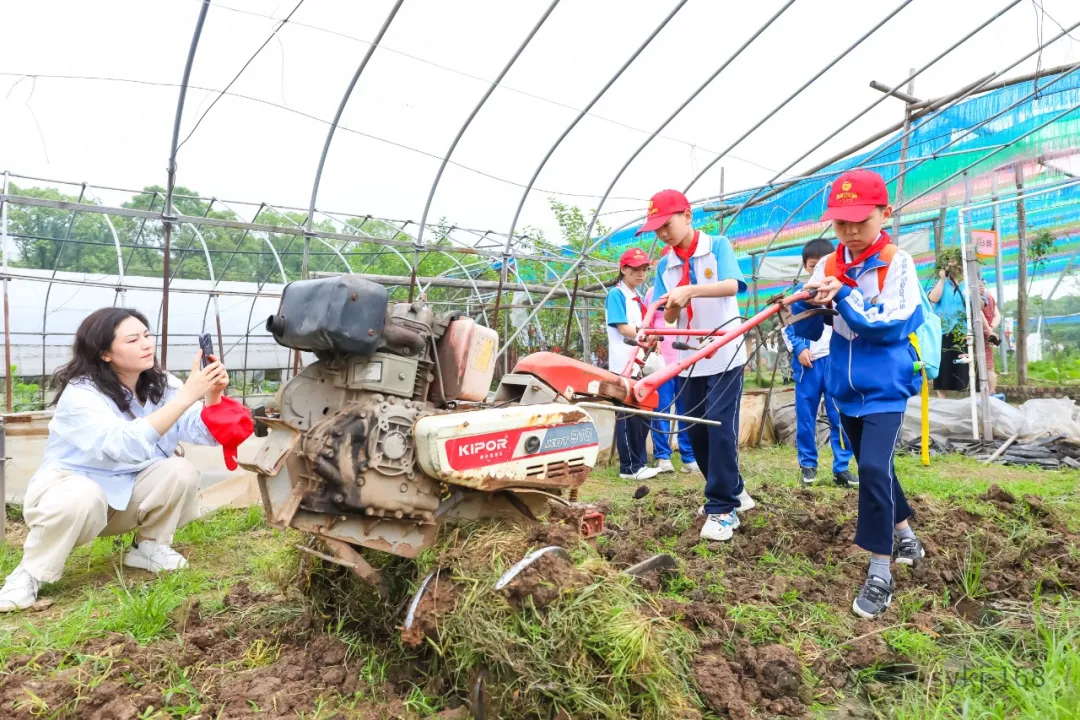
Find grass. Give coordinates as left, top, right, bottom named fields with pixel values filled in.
left=1, top=445, right=1078, bottom=718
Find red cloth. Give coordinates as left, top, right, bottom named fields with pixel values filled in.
left=671, top=230, right=700, bottom=327
left=832, top=232, right=891, bottom=288
left=200, top=395, right=254, bottom=471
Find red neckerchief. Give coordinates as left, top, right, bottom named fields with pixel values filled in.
left=671, top=231, right=700, bottom=327
left=833, top=231, right=891, bottom=288
left=621, top=282, right=647, bottom=319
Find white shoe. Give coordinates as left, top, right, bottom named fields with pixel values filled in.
left=696, top=491, right=756, bottom=516
left=680, top=461, right=701, bottom=474
left=0, top=565, right=40, bottom=612
left=124, top=540, right=189, bottom=573
left=655, top=459, right=676, bottom=474
left=700, top=512, right=740, bottom=542
left=620, top=466, right=660, bottom=481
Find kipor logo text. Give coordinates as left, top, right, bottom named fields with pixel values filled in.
left=458, top=437, right=508, bottom=457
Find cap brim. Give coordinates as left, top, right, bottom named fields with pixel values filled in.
left=635, top=213, right=674, bottom=235
left=821, top=204, right=876, bottom=222
left=621, top=257, right=650, bottom=268
left=223, top=446, right=238, bottom=471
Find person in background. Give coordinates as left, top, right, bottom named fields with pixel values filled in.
left=980, top=281, right=1002, bottom=397
left=782, top=238, right=857, bottom=488
left=928, top=257, right=967, bottom=398
left=0, top=308, right=229, bottom=612
left=789, top=170, right=926, bottom=621
left=644, top=283, right=699, bottom=475
left=606, top=247, right=660, bottom=481
left=644, top=189, right=755, bottom=543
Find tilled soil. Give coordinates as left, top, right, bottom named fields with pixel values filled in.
left=2, top=481, right=1076, bottom=719
left=598, top=483, right=1080, bottom=717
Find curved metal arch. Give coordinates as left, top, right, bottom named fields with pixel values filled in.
left=303, top=0, right=405, bottom=277
left=720, top=0, right=1020, bottom=233
left=413, top=0, right=562, bottom=296
left=496, top=0, right=796, bottom=360
left=39, top=183, right=87, bottom=402
left=682, top=0, right=915, bottom=196
left=418, top=251, right=491, bottom=326
left=161, top=0, right=212, bottom=367
left=510, top=259, right=585, bottom=346
left=269, top=205, right=354, bottom=275
left=321, top=212, right=414, bottom=277
left=504, top=0, right=689, bottom=248
left=84, top=185, right=127, bottom=307
left=492, top=0, right=689, bottom=343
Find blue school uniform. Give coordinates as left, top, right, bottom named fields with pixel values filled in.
left=782, top=324, right=852, bottom=474
left=790, top=243, right=922, bottom=555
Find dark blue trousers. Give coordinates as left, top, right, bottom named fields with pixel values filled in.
left=683, top=367, right=745, bottom=515
left=794, top=360, right=852, bottom=474
left=615, top=414, right=649, bottom=475
left=652, top=377, right=696, bottom=463
left=840, top=412, right=913, bottom=556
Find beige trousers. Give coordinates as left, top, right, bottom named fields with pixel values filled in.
left=21, top=457, right=201, bottom=583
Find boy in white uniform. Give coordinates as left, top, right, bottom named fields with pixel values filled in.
left=642, top=190, right=755, bottom=542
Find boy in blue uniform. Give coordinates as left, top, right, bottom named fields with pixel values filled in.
left=606, top=247, right=660, bottom=482
left=791, top=170, right=926, bottom=620
left=782, top=238, right=857, bottom=488
left=642, top=190, right=755, bottom=542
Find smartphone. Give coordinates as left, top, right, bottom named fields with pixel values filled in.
left=199, top=333, right=215, bottom=368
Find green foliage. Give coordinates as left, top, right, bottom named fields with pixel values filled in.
left=1029, top=229, right=1056, bottom=278
left=5, top=365, right=42, bottom=412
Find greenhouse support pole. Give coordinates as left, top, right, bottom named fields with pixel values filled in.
left=1014, top=162, right=1029, bottom=385
left=889, top=70, right=916, bottom=239
left=1, top=171, right=10, bottom=412
left=958, top=174, right=979, bottom=440
left=966, top=234, right=993, bottom=441
left=162, top=0, right=211, bottom=368
left=991, top=173, right=1007, bottom=373
left=1, top=417, right=5, bottom=542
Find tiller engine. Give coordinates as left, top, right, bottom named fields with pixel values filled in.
left=244, top=275, right=821, bottom=590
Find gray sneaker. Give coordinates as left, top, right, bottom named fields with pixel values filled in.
left=852, top=575, right=894, bottom=620
left=800, top=466, right=817, bottom=485
left=834, top=470, right=859, bottom=488
left=895, top=537, right=926, bottom=566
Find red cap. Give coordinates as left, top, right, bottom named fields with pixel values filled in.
left=636, top=189, right=691, bottom=235
left=821, top=170, right=890, bottom=222
left=200, top=396, right=254, bottom=471
left=618, top=247, right=650, bottom=268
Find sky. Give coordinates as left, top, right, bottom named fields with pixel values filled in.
left=2, top=0, right=1079, bottom=245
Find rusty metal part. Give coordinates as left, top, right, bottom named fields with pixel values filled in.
left=322, top=536, right=388, bottom=596
left=501, top=490, right=539, bottom=522
left=622, top=553, right=677, bottom=578
left=494, top=546, right=570, bottom=591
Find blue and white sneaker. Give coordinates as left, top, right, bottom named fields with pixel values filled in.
left=700, top=511, right=740, bottom=542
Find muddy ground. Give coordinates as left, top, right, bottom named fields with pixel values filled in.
left=1, top=477, right=1077, bottom=718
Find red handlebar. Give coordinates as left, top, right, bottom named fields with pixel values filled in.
left=621, top=291, right=811, bottom=404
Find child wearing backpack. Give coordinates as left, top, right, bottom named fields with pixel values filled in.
left=791, top=169, right=929, bottom=620
left=782, top=238, right=856, bottom=489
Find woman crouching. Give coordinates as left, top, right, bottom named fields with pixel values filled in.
left=0, top=307, right=229, bottom=611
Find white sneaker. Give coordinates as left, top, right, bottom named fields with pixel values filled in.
left=680, top=461, right=701, bottom=474
left=0, top=565, right=40, bottom=612
left=655, top=459, right=676, bottom=474
left=700, top=512, right=740, bottom=542
left=124, top=540, right=189, bottom=573
left=696, top=491, right=756, bottom=516
left=619, top=466, right=660, bottom=481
